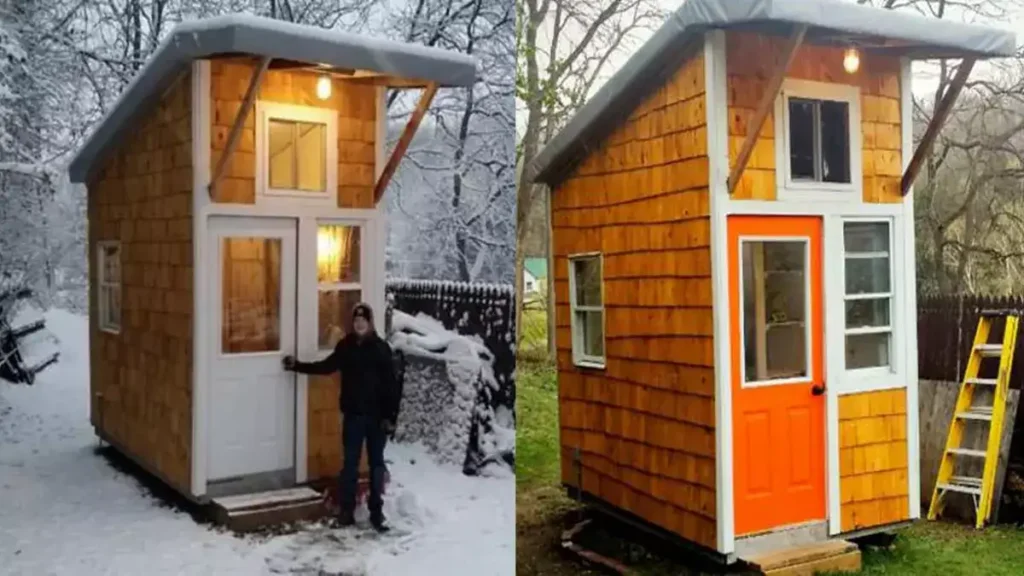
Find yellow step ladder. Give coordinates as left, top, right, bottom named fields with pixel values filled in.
left=928, top=311, right=1019, bottom=528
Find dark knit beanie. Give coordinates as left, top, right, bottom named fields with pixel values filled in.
left=352, top=302, right=374, bottom=325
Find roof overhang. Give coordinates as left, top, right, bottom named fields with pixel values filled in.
left=68, top=14, right=478, bottom=184
left=528, top=0, right=1018, bottom=187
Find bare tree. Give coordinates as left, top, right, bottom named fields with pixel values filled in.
left=515, top=0, right=666, bottom=355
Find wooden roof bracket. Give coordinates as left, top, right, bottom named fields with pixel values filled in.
left=208, top=56, right=272, bottom=198
left=901, top=57, right=977, bottom=196
left=373, top=82, right=439, bottom=205
left=726, top=24, right=808, bottom=196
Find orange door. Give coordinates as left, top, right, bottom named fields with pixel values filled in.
left=729, top=216, right=825, bottom=536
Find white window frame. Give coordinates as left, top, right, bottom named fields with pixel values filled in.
left=774, top=78, right=863, bottom=203
left=314, top=220, right=366, bottom=351
left=737, top=236, right=814, bottom=388
left=838, top=216, right=905, bottom=391
left=568, top=252, right=606, bottom=369
left=97, top=241, right=121, bottom=334
left=255, top=101, right=338, bottom=202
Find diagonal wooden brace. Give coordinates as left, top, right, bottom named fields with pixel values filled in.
left=208, top=56, right=272, bottom=198
left=727, top=25, right=808, bottom=196
left=901, top=57, right=976, bottom=196
left=373, top=83, right=439, bottom=205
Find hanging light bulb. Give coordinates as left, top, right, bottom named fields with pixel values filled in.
left=316, top=75, right=332, bottom=100
left=843, top=48, right=861, bottom=74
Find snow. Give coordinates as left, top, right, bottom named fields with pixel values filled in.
left=0, top=310, right=513, bottom=575
left=173, top=14, right=477, bottom=68
left=389, top=310, right=514, bottom=474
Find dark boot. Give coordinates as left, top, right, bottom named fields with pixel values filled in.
left=370, top=511, right=389, bottom=533
left=335, top=509, right=355, bottom=528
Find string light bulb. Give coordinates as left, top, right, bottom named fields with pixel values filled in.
left=843, top=48, right=861, bottom=74
left=316, top=75, right=332, bottom=100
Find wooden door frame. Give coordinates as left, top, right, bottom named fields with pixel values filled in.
left=205, top=215, right=299, bottom=486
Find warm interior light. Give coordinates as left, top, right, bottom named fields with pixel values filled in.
left=843, top=48, right=861, bottom=74
left=316, top=226, right=355, bottom=282
left=317, top=228, right=338, bottom=278
left=316, top=75, right=332, bottom=100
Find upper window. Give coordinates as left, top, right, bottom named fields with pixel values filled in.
left=843, top=221, right=893, bottom=370
left=97, top=242, right=121, bottom=333
left=268, top=119, right=326, bottom=192
left=788, top=98, right=850, bottom=184
left=776, top=80, right=861, bottom=197
left=317, top=223, right=362, bottom=350
left=256, top=102, right=337, bottom=200
left=569, top=254, right=605, bottom=368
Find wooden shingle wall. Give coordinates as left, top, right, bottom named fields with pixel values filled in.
left=838, top=388, right=911, bottom=531
left=725, top=32, right=903, bottom=204
left=88, top=71, right=194, bottom=493
left=552, top=47, right=717, bottom=549
left=208, top=59, right=377, bottom=208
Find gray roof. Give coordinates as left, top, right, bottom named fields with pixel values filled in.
left=68, top=14, right=478, bottom=183
left=529, top=0, right=1018, bottom=186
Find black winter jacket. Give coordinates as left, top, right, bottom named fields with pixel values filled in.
left=292, top=332, right=400, bottom=422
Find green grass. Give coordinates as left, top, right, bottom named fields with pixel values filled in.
left=516, top=361, right=560, bottom=489
left=516, top=361, right=1024, bottom=575
left=853, top=522, right=1024, bottom=575
left=519, top=308, right=550, bottom=361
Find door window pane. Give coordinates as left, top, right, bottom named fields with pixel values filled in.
left=742, top=241, right=808, bottom=382
left=318, top=289, right=362, bottom=349
left=221, top=237, right=282, bottom=354
left=317, top=225, right=361, bottom=284
left=268, top=119, right=326, bottom=192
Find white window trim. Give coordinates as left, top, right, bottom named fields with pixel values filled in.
left=836, top=216, right=906, bottom=393
left=97, top=240, right=121, bottom=334
left=737, top=235, right=814, bottom=388
left=567, top=252, right=606, bottom=369
left=314, top=220, right=367, bottom=353
left=774, top=78, right=863, bottom=203
left=255, top=101, right=338, bottom=202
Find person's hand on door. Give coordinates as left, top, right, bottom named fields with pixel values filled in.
left=282, top=355, right=296, bottom=371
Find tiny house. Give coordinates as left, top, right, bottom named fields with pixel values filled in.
left=528, top=0, right=1014, bottom=562
left=67, top=15, right=475, bottom=501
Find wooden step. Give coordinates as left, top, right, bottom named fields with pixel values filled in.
left=212, top=487, right=327, bottom=533
left=742, top=540, right=861, bottom=576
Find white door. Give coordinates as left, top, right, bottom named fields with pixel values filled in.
left=208, top=216, right=297, bottom=481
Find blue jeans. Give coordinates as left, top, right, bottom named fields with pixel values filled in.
left=340, top=413, right=387, bottom=516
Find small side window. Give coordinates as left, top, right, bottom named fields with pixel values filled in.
left=569, top=254, right=605, bottom=368
left=316, top=224, right=362, bottom=350
left=98, top=242, right=121, bottom=333
left=843, top=221, right=893, bottom=370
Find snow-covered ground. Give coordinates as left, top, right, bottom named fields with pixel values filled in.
left=0, top=310, right=514, bottom=575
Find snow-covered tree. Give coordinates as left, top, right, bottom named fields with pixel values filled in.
left=384, top=0, right=515, bottom=284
